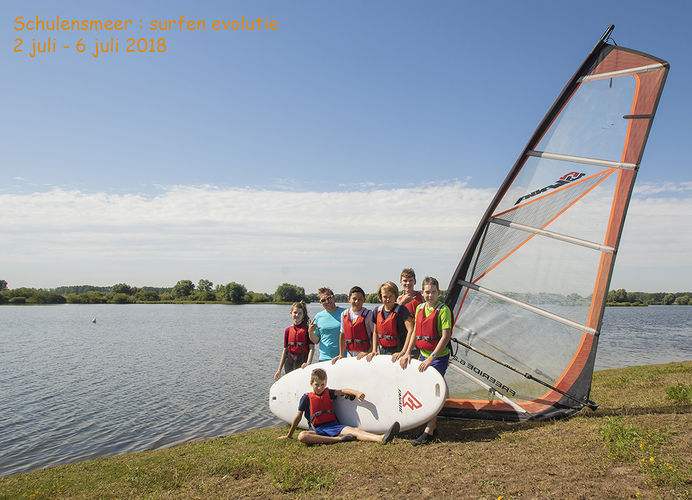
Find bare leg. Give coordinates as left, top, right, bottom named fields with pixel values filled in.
left=424, top=416, right=437, bottom=435
left=340, top=426, right=383, bottom=442
left=297, top=430, right=342, bottom=444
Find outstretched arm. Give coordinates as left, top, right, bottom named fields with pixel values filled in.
left=278, top=411, right=304, bottom=440
left=336, top=388, right=365, bottom=402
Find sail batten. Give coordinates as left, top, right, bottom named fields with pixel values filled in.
left=489, top=217, right=615, bottom=253
left=442, top=28, right=668, bottom=421
left=527, top=150, right=638, bottom=170
left=578, top=63, right=664, bottom=82
left=458, top=280, right=598, bottom=334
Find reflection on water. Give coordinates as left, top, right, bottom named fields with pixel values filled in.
left=0, top=303, right=690, bottom=477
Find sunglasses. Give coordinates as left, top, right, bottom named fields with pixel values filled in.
left=319, top=295, right=334, bottom=303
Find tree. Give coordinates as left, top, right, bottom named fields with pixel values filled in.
left=171, top=280, right=195, bottom=298
left=274, top=283, right=305, bottom=303
left=663, top=293, right=675, bottom=305
left=111, top=283, right=133, bottom=295
left=134, top=289, right=160, bottom=302
left=197, top=279, right=213, bottom=292
left=220, top=282, right=247, bottom=303
left=0, top=280, right=7, bottom=291
left=366, top=292, right=379, bottom=303
left=674, top=295, right=690, bottom=305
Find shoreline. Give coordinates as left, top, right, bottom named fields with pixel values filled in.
left=1, top=360, right=690, bottom=498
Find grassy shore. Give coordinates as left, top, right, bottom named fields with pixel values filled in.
left=2, top=362, right=690, bottom=499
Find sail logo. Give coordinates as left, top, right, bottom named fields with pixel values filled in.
left=401, top=391, right=422, bottom=411
left=514, top=171, right=586, bottom=205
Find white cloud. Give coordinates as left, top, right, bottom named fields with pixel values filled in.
left=1, top=183, right=492, bottom=291
left=2, top=181, right=690, bottom=292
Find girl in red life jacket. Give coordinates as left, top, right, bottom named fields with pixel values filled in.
left=332, top=286, right=374, bottom=364
left=278, top=368, right=400, bottom=444
left=357, top=281, right=414, bottom=369
left=274, top=301, right=314, bottom=380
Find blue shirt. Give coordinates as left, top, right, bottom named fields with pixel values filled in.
left=313, top=307, right=344, bottom=360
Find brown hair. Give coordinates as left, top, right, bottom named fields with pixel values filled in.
left=400, top=268, right=416, bottom=280
left=317, top=287, right=334, bottom=297
left=377, top=281, right=399, bottom=301
left=349, top=286, right=365, bottom=298
left=290, top=301, right=309, bottom=326
left=421, top=276, right=440, bottom=291
left=311, top=368, right=328, bottom=383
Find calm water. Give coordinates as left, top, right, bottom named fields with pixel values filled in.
left=1, top=303, right=690, bottom=477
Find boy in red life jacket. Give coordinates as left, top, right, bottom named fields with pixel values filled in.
left=358, top=281, right=414, bottom=368
left=397, top=268, right=424, bottom=316
left=278, top=368, right=400, bottom=444
left=274, top=301, right=315, bottom=380
left=332, top=286, right=374, bottom=363
left=403, top=276, right=452, bottom=446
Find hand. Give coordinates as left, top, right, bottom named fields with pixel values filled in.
left=419, top=356, right=434, bottom=372
left=308, top=319, right=318, bottom=334
left=300, top=362, right=309, bottom=369
left=273, top=370, right=281, bottom=381
left=356, top=351, right=368, bottom=360
left=399, top=292, right=414, bottom=304
left=355, top=391, right=365, bottom=402
left=331, top=355, right=343, bottom=365
left=391, top=352, right=402, bottom=362
left=366, top=352, right=377, bottom=362
left=399, top=353, right=411, bottom=369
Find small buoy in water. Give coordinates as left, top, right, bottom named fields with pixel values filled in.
left=91, top=318, right=96, bottom=323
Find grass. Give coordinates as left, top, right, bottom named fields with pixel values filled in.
left=1, top=361, right=691, bottom=499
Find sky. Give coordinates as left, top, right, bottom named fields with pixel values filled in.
left=2, top=0, right=691, bottom=294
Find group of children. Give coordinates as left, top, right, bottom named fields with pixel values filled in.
left=275, top=268, right=452, bottom=446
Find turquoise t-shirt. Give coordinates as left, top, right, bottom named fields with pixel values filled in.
left=314, top=307, right=344, bottom=360
left=415, top=301, right=452, bottom=357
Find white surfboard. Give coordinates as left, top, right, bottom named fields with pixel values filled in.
left=269, top=355, right=447, bottom=433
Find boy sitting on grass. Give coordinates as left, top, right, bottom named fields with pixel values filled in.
left=278, top=368, right=400, bottom=444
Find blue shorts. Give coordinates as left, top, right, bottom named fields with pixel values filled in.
left=314, top=421, right=347, bottom=437
left=419, top=353, right=449, bottom=376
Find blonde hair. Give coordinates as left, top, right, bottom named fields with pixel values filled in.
left=317, top=287, right=334, bottom=297
left=377, top=281, right=399, bottom=301
left=290, top=301, right=309, bottom=326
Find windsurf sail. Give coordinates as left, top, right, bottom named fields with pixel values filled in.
left=442, top=25, right=669, bottom=421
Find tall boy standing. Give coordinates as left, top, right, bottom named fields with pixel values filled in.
left=404, top=276, right=452, bottom=446
left=397, top=268, right=424, bottom=316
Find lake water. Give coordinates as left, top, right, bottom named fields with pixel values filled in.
left=1, top=303, right=690, bottom=477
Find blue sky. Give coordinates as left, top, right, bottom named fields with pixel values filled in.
left=2, top=1, right=691, bottom=293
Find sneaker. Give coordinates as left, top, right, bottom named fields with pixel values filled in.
left=340, top=434, right=356, bottom=442
left=411, top=430, right=437, bottom=446
left=382, top=421, right=400, bottom=444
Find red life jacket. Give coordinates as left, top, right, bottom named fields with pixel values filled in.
left=376, top=305, right=400, bottom=348
left=415, top=303, right=444, bottom=351
left=399, top=291, right=424, bottom=317
left=307, top=390, right=336, bottom=426
left=343, top=310, right=371, bottom=352
left=286, top=325, right=309, bottom=354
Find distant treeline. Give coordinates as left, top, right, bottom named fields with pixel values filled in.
left=606, top=289, right=691, bottom=306
left=0, top=279, right=688, bottom=306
